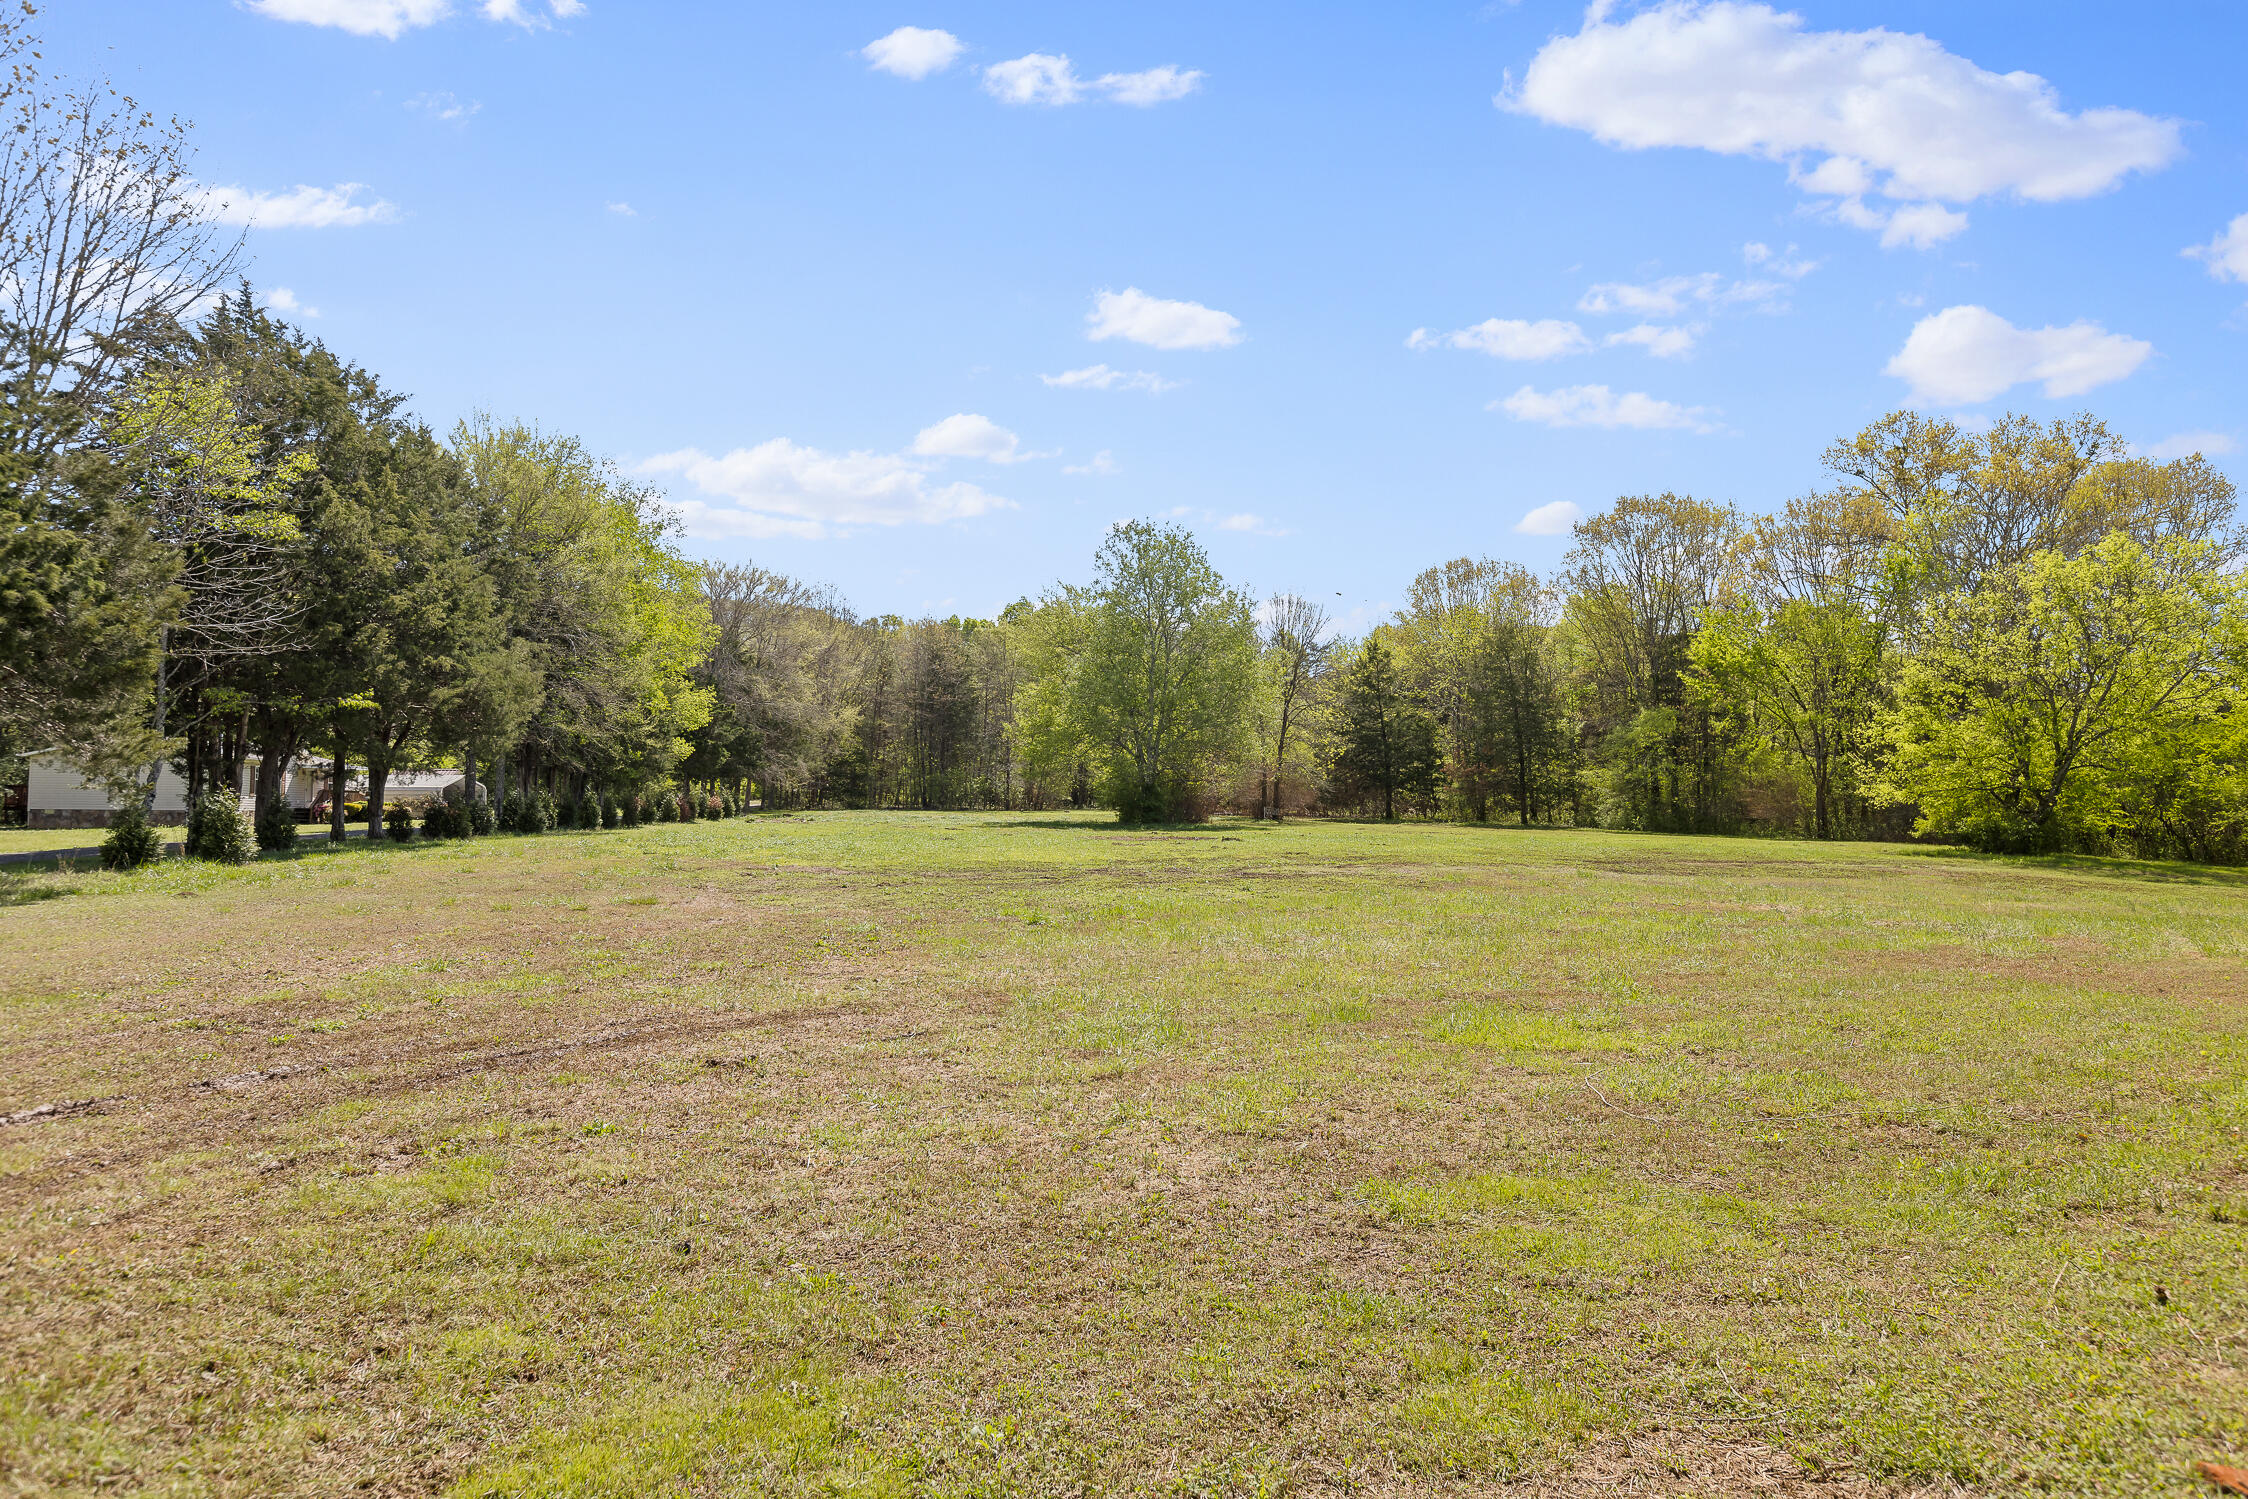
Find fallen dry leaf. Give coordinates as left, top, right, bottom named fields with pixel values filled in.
left=2199, top=1460, right=2248, bottom=1494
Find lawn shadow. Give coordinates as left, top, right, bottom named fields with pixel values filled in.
left=1899, top=843, right=2248, bottom=889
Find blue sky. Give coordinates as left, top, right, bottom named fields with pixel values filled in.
left=54, top=1, right=2248, bottom=623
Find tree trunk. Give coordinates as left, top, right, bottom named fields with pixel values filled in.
left=367, top=758, right=389, bottom=841
left=253, top=736, right=292, bottom=824
left=329, top=732, right=348, bottom=844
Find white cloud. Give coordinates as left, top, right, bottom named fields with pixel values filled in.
left=1742, top=241, right=1817, bottom=278
left=910, top=413, right=1039, bottom=464
left=1515, top=500, right=1585, bottom=536
left=2143, top=431, right=2236, bottom=462
left=1884, top=305, right=2152, bottom=405
left=1604, top=323, right=1699, bottom=358
left=605, top=201, right=635, bottom=216
left=1496, top=384, right=1717, bottom=433
left=1407, top=318, right=1591, bottom=360
left=2186, top=213, right=2248, bottom=284
left=405, top=91, right=479, bottom=121
left=481, top=0, right=582, bottom=26
left=263, top=287, right=320, bottom=318
left=642, top=440, right=1013, bottom=541
left=1095, top=65, right=1203, bottom=106
left=862, top=26, right=963, bottom=80
left=1041, top=364, right=1180, bottom=393
left=984, top=53, right=1083, bottom=106
left=1578, top=272, right=1781, bottom=317
left=1086, top=287, right=1241, bottom=350
left=1878, top=201, right=1970, bottom=250
left=198, top=182, right=398, bottom=229
left=982, top=53, right=1203, bottom=106
left=246, top=0, right=578, bottom=34
left=1508, top=2, right=2181, bottom=248
left=1064, top=450, right=1121, bottom=476
left=244, top=0, right=449, bottom=37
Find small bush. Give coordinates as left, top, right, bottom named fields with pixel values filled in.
left=344, top=801, right=369, bottom=823
left=185, top=792, right=252, bottom=864
left=620, top=796, right=641, bottom=828
left=254, top=801, right=299, bottom=853
left=422, top=800, right=469, bottom=839
left=383, top=802, right=415, bottom=841
left=656, top=794, right=678, bottom=823
left=574, top=792, right=601, bottom=830
left=100, top=804, right=164, bottom=870
left=532, top=790, right=558, bottom=832
left=467, top=796, right=496, bottom=836
left=601, top=797, right=620, bottom=830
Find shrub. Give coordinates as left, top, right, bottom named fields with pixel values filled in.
left=344, top=801, right=369, bottom=823
left=574, top=792, right=601, bottom=830
left=100, top=804, right=164, bottom=870
left=600, top=797, right=620, bottom=829
left=383, top=802, right=415, bottom=841
left=532, top=790, right=558, bottom=832
left=620, top=796, right=641, bottom=828
left=185, top=791, right=252, bottom=864
left=467, top=796, right=496, bottom=836
left=656, top=794, right=678, bottom=823
left=254, top=800, right=299, bottom=853
left=422, top=800, right=468, bottom=839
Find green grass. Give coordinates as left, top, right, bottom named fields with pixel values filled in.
left=1, top=811, right=2245, bottom=1494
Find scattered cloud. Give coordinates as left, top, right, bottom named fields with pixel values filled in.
left=246, top=0, right=579, bottom=35
left=1515, top=499, right=1584, bottom=536
left=982, top=53, right=1203, bottom=106
left=1578, top=272, right=1782, bottom=317
left=1407, top=318, right=1591, bottom=360
left=1064, top=450, right=1121, bottom=476
left=405, top=90, right=479, bottom=121
left=1086, top=287, right=1241, bottom=351
left=1604, top=323, right=1699, bottom=358
left=862, top=26, right=963, bottom=80
left=984, top=53, right=1082, bottom=105
left=198, top=182, right=398, bottom=229
left=642, top=440, right=1013, bottom=541
left=1742, top=241, right=1817, bottom=278
left=244, top=0, right=449, bottom=38
left=910, top=413, right=1042, bottom=464
left=1041, top=364, right=1180, bottom=393
left=481, top=0, right=583, bottom=27
left=605, top=201, right=636, bottom=216
left=1216, top=512, right=1289, bottom=537
left=1495, top=384, right=1718, bottom=433
left=1095, top=65, right=1203, bottom=106
left=2143, top=430, right=2237, bottom=462
left=1507, top=2, right=2181, bottom=248
left=262, top=287, right=320, bottom=318
left=2186, top=213, right=2248, bottom=284
left=1884, top=305, right=2152, bottom=405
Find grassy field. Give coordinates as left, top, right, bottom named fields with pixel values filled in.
left=2, top=812, right=2244, bottom=1496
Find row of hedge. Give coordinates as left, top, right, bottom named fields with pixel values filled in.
left=98, top=788, right=752, bottom=869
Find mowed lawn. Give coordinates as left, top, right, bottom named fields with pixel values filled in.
left=2, top=814, right=2244, bottom=1496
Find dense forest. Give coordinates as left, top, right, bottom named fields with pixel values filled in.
left=2, top=12, right=2243, bottom=863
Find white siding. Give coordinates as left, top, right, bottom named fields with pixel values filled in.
left=26, top=758, right=190, bottom=815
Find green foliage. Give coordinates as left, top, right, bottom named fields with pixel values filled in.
left=1019, top=521, right=1258, bottom=823
left=253, top=799, right=299, bottom=852
left=600, top=796, right=620, bottom=830
left=184, top=791, right=251, bottom=864
left=383, top=803, right=415, bottom=841
left=619, top=795, right=641, bottom=828
left=1330, top=637, right=1443, bottom=819
left=656, top=794, right=677, bottom=823
left=1876, top=535, right=2248, bottom=855
left=574, top=792, right=601, bottom=830
left=422, top=800, right=469, bottom=839
left=98, top=803, right=164, bottom=870
left=467, top=796, right=497, bottom=837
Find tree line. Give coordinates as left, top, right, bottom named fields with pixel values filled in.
left=2, top=7, right=2243, bottom=863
